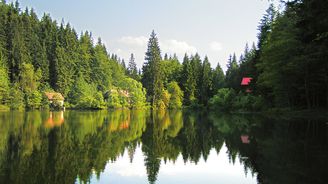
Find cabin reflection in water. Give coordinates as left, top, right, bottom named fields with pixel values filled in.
left=241, top=135, right=250, bottom=144
left=44, top=111, right=65, bottom=128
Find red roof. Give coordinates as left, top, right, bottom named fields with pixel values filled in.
left=241, top=77, right=252, bottom=86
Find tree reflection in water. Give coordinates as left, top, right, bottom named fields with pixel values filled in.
left=0, top=110, right=326, bottom=184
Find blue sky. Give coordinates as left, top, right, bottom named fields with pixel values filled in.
left=12, top=0, right=278, bottom=71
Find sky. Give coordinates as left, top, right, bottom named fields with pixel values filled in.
left=11, top=0, right=278, bottom=71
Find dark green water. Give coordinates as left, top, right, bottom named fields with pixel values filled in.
left=0, top=110, right=327, bottom=184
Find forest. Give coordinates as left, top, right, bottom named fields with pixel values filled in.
left=0, top=0, right=327, bottom=111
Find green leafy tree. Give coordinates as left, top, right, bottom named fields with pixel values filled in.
left=167, top=81, right=183, bottom=109
left=0, top=54, right=9, bottom=106
left=209, top=88, right=236, bottom=111
left=9, top=83, right=24, bottom=109
left=161, top=55, right=182, bottom=86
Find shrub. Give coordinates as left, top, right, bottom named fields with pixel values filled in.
left=209, top=88, right=236, bottom=111
left=167, top=81, right=183, bottom=109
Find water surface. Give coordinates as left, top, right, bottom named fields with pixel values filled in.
left=0, top=110, right=326, bottom=184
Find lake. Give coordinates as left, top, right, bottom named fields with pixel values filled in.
left=0, top=110, right=327, bottom=184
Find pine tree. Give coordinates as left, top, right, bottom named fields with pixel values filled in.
left=142, top=30, right=164, bottom=108
left=212, top=62, right=225, bottom=93
left=92, top=38, right=111, bottom=92
left=200, top=56, right=212, bottom=105
left=190, top=53, right=202, bottom=102
left=127, top=53, right=138, bottom=80
left=257, top=4, right=276, bottom=50
left=181, top=54, right=196, bottom=105
left=78, top=31, right=93, bottom=83
left=225, top=53, right=239, bottom=90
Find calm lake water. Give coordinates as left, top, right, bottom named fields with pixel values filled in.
left=0, top=110, right=327, bottom=184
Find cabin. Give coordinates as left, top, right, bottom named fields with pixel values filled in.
left=241, top=77, right=253, bottom=93
left=44, top=92, right=65, bottom=107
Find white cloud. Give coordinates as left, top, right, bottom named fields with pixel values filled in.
left=161, top=39, right=197, bottom=56
left=114, top=36, right=198, bottom=68
left=210, top=41, right=223, bottom=51
left=118, top=36, right=148, bottom=47
left=117, top=36, right=197, bottom=56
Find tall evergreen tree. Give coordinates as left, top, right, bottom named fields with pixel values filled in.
left=190, top=53, right=202, bottom=102
left=181, top=54, right=196, bottom=105
left=127, top=53, right=138, bottom=80
left=142, top=31, right=164, bottom=108
left=200, top=56, right=212, bottom=105
left=91, top=38, right=111, bottom=92
left=225, top=54, right=240, bottom=90
left=212, top=62, right=225, bottom=93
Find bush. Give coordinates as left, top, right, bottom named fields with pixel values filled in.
left=26, top=91, right=42, bottom=109
left=209, top=88, right=236, bottom=111
left=167, top=81, right=183, bottom=109
left=209, top=88, right=267, bottom=112
left=9, top=84, right=25, bottom=110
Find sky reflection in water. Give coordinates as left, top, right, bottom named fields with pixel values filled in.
left=89, top=145, right=255, bottom=184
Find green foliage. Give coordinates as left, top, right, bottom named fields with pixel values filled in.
left=142, top=31, right=164, bottom=108
left=225, top=54, right=240, bottom=90
left=19, top=62, right=40, bottom=93
left=0, top=2, right=146, bottom=110
left=69, top=74, right=105, bottom=109
left=127, top=53, right=139, bottom=81
left=212, top=62, right=225, bottom=95
left=25, top=91, right=42, bottom=109
left=0, top=56, right=9, bottom=105
left=9, top=83, right=24, bottom=110
left=180, top=54, right=196, bottom=105
left=209, top=88, right=236, bottom=111
left=123, top=78, right=147, bottom=108
left=1, top=1, right=327, bottom=110
left=91, top=39, right=112, bottom=91
left=161, top=57, right=182, bottom=86
left=200, top=56, right=213, bottom=105
left=107, top=89, right=122, bottom=108
left=232, top=93, right=266, bottom=111
left=107, top=78, right=147, bottom=109
left=167, top=81, right=183, bottom=109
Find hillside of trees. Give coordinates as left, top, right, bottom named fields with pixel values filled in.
left=0, top=1, right=147, bottom=110
left=0, top=0, right=327, bottom=111
left=140, top=0, right=328, bottom=111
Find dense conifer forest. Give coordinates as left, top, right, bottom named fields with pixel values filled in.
left=0, top=0, right=327, bottom=111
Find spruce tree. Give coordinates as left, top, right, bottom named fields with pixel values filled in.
left=200, top=56, right=212, bottom=105
left=212, top=62, right=225, bottom=94
left=142, top=30, right=164, bottom=108
left=127, top=53, right=138, bottom=80
left=181, top=54, right=196, bottom=105
left=225, top=54, right=239, bottom=90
